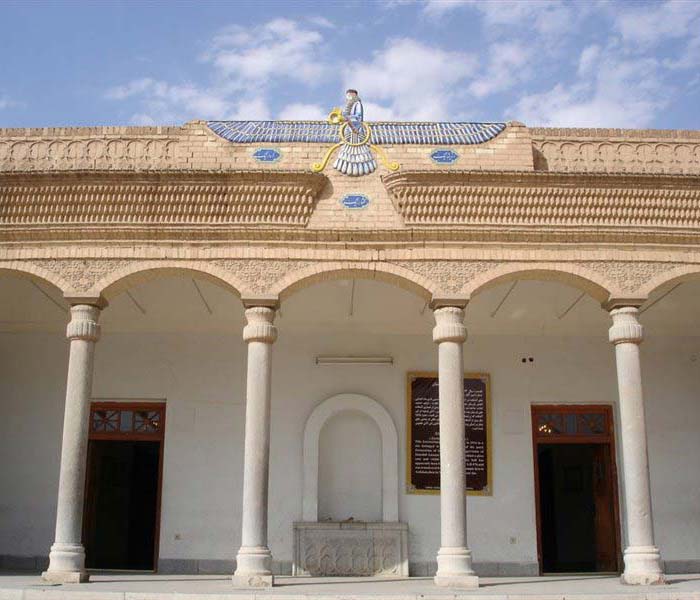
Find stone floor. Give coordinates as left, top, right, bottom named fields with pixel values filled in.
left=1, top=572, right=699, bottom=600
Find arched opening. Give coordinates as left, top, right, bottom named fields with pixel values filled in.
left=318, top=410, right=382, bottom=522
left=296, top=390, right=405, bottom=577
left=0, top=269, right=70, bottom=569
left=466, top=275, right=620, bottom=575
left=464, top=265, right=613, bottom=305
left=272, top=262, right=435, bottom=303
left=96, top=262, right=246, bottom=302
left=70, top=268, right=246, bottom=573
left=302, top=393, right=399, bottom=523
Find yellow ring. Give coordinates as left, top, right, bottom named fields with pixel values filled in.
left=340, top=121, right=372, bottom=146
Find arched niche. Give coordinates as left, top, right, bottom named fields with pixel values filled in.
left=302, top=393, right=399, bottom=522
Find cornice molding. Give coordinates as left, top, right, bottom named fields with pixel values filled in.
left=0, top=170, right=328, bottom=229
left=382, top=170, right=700, bottom=231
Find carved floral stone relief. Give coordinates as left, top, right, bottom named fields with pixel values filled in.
left=5, top=258, right=697, bottom=302
left=32, top=259, right=133, bottom=293
left=213, top=259, right=318, bottom=295
left=578, top=261, right=681, bottom=295
left=393, top=260, right=493, bottom=295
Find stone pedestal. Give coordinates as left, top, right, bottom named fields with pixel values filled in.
left=293, top=522, right=409, bottom=577
left=233, top=306, right=277, bottom=588
left=609, top=307, right=664, bottom=585
left=42, top=304, right=102, bottom=584
left=432, top=306, right=478, bottom=589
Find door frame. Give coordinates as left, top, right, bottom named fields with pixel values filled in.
left=83, top=401, right=166, bottom=571
left=530, top=404, right=621, bottom=575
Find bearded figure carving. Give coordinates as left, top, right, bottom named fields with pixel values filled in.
left=332, top=89, right=377, bottom=176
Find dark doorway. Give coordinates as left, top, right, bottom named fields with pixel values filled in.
left=83, top=402, right=166, bottom=571
left=84, top=440, right=160, bottom=570
left=532, top=406, right=620, bottom=574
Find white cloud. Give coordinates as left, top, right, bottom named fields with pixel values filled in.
left=510, top=50, right=667, bottom=128
left=106, top=18, right=327, bottom=124
left=105, top=78, right=157, bottom=100
left=0, top=94, right=18, bottom=110
left=105, top=78, right=234, bottom=124
left=422, top=0, right=470, bottom=17
left=577, top=44, right=601, bottom=77
left=426, top=0, right=577, bottom=38
left=208, top=18, right=326, bottom=87
left=306, top=16, right=335, bottom=29
left=345, top=38, right=477, bottom=120
left=469, top=41, right=532, bottom=98
left=613, top=0, right=700, bottom=46
left=278, top=103, right=326, bottom=120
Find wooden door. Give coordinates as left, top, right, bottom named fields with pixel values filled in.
left=592, top=443, right=618, bottom=571
left=83, top=402, right=166, bottom=571
left=532, top=405, right=621, bottom=574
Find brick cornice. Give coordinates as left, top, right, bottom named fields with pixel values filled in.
left=2, top=169, right=700, bottom=246
left=0, top=170, right=328, bottom=229
left=382, top=169, right=700, bottom=189
left=382, top=170, right=700, bottom=232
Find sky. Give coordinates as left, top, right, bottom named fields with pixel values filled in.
left=1, top=0, right=699, bottom=129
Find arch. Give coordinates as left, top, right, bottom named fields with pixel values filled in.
left=638, top=264, right=700, bottom=298
left=91, top=260, right=252, bottom=300
left=272, top=261, right=435, bottom=302
left=302, top=393, right=399, bottom=522
left=462, top=262, right=615, bottom=303
left=0, top=261, right=70, bottom=295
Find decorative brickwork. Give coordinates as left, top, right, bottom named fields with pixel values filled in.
left=0, top=171, right=327, bottom=230
left=383, top=171, right=700, bottom=232
left=531, top=128, right=700, bottom=175
left=1, top=120, right=700, bottom=307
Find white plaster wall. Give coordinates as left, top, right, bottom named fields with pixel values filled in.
left=1, top=331, right=699, bottom=568
left=318, top=411, right=383, bottom=522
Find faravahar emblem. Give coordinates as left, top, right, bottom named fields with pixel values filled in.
left=312, top=89, right=400, bottom=176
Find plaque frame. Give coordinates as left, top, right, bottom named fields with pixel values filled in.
left=405, top=371, right=492, bottom=496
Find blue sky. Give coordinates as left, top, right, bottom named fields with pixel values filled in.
left=1, top=0, right=699, bottom=129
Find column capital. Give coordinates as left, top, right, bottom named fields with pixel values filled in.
left=66, top=304, right=101, bottom=342
left=64, top=294, right=108, bottom=310
left=609, top=306, right=643, bottom=345
left=243, top=306, right=278, bottom=344
left=433, top=306, right=467, bottom=344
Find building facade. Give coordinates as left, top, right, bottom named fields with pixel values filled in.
left=1, top=113, right=700, bottom=588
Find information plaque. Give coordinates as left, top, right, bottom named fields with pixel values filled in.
left=406, top=372, right=491, bottom=495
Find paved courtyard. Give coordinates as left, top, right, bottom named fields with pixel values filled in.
left=1, top=572, right=699, bottom=600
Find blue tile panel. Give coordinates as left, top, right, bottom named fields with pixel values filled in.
left=431, top=149, right=460, bottom=164
left=252, top=148, right=281, bottom=162
left=207, top=121, right=506, bottom=145
left=341, top=194, right=370, bottom=209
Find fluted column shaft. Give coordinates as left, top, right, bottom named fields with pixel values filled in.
left=609, top=307, right=664, bottom=585
left=42, top=304, right=102, bottom=584
left=432, top=306, right=478, bottom=589
left=233, top=306, right=277, bottom=588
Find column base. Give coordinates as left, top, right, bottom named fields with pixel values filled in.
left=434, top=547, right=479, bottom=589
left=41, top=570, right=90, bottom=584
left=233, top=546, right=274, bottom=588
left=621, top=546, right=665, bottom=585
left=232, top=573, right=274, bottom=588
left=42, top=543, right=89, bottom=583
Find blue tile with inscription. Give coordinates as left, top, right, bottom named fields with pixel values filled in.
left=431, top=149, right=459, bottom=164
left=252, top=148, right=281, bottom=162
left=341, top=194, right=370, bottom=209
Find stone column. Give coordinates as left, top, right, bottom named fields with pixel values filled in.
left=233, top=306, right=277, bottom=588
left=432, top=306, right=478, bottom=589
left=42, top=304, right=102, bottom=584
left=609, top=306, right=664, bottom=585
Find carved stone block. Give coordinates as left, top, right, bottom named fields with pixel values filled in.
left=293, top=521, right=408, bottom=577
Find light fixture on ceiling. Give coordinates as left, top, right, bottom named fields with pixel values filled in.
left=315, top=355, right=394, bottom=366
